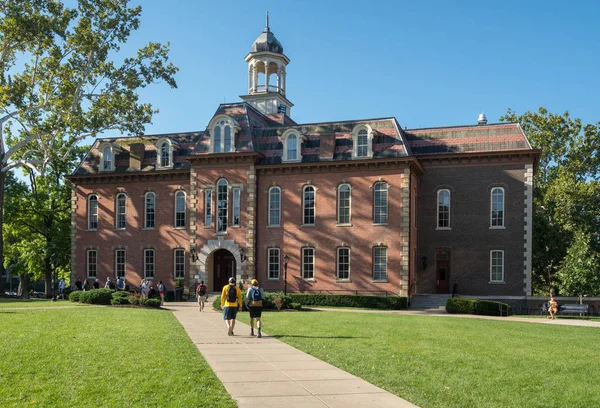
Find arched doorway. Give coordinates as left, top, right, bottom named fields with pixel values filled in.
left=213, top=249, right=237, bottom=290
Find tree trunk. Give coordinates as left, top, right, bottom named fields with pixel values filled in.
left=44, top=266, right=52, bottom=299
left=0, top=172, right=5, bottom=295
left=18, top=273, right=31, bottom=299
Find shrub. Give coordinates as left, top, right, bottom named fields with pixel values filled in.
left=111, top=296, right=130, bottom=305
left=446, top=298, right=477, bottom=314
left=112, top=291, right=129, bottom=299
left=80, top=289, right=113, bottom=305
left=144, top=298, right=161, bottom=308
left=474, top=300, right=510, bottom=316
left=69, top=291, right=83, bottom=302
left=128, top=293, right=144, bottom=305
left=290, top=302, right=302, bottom=310
left=287, top=293, right=407, bottom=310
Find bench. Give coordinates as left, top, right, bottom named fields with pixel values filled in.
left=558, top=304, right=589, bottom=316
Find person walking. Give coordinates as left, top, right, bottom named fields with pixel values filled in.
left=246, top=279, right=264, bottom=338
left=196, top=280, right=208, bottom=312
left=117, top=276, right=124, bottom=291
left=220, top=277, right=242, bottom=336
left=105, top=277, right=115, bottom=290
left=158, top=280, right=167, bottom=306
left=58, top=279, right=66, bottom=299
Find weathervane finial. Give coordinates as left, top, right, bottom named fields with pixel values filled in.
left=265, top=11, right=270, bottom=32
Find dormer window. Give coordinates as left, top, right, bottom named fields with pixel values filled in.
left=103, top=147, right=112, bottom=170
left=352, top=125, right=375, bottom=159
left=155, top=138, right=176, bottom=169
left=210, top=116, right=240, bottom=153
left=281, top=129, right=305, bottom=162
left=98, top=142, right=121, bottom=171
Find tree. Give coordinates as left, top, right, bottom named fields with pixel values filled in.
left=0, top=0, right=178, bottom=280
left=556, top=230, right=600, bottom=297
left=501, top=108, right=600, bottom=295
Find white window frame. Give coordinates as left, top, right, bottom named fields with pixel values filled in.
left=302, top=247, right=315, bottom=280
left=373, top=246, right=387, bottom=281
left=490, top=187, right=505, bottom=228
left=232, top=188, right=241, bottom=227
left=103, top=146, right=113, bottom=171
left=209, top=115, right=239, bottom=153
left=217, top=179, right=228, bottom=233
left=337, top=184, right=352, bottom=225
left=281, top=129, right=305, bottom=162
left=351, top=124, right=374, bottom=159
left=437, top=189, right=451, bottom=230
left=115, top=249, right=126, bottom=279
left=98, top=142, right=119, bottom=172
left=336, top=247, right=350, bottom=280
left=144, top=249, right=155, bottom=279
left=373, top=182, right=388, bottom=224
left=268, top=186, right=281, bottom=226
left=174, top=249, right=185, bottom=279
left=144, top=192, right=156, bottom=229
left=268, top=248, right=280, bottom=280
left=115, top=193, right=127, bottom=230
left=204, top=188, right=213, bottom=227
left=155, top=138, right=175, bottom=169
left=88, top=194, right=98, bottom=230
left=490, top=250, right=505, bottom=283
left=174, top=190, right=186, bottom=228
left=302, top=185, right=315, bottom=225
left=87, top=249, right=97, bottom=278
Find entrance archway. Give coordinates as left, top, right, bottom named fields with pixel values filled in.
left=213, top=249, right=237, bottom=290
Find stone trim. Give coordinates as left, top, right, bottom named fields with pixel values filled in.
left=399, top=169, right=411, bottom=296
left=70, top=188, right=77, bottom=286
left=194, top=238, right=244, bottom=282
left=523, top=164, right=533, bottom=295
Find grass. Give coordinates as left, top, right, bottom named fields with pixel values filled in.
left=0, top=307, right=236, bottom=408
left=238, top=311, right=600, bottom=408
left=0, top=298, right=89, bottom=308
left=513, top=314, right=600, bottom=321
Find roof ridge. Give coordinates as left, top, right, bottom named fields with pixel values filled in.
left=406, top=122, right=519, bottom=132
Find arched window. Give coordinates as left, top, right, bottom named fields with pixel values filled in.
left=268, top=187, right=281, bottom=226
left=437, top=189, right=450, bottom=229
left=373, top=182, right=388, bottom=224
left=145, top=192, right=156, bottom=229
left=210, top=117, right=239, bottom=153
left=160, top=142, right=170, bottom=167
left=352, top=125, right=374, bottom=158
left=337, top=184, right=351, bottom=225
left=88, top=195, right=98, bottom=230
left=115, top=193, right=126, bottom=229
left=287, top=135, right=298, bottom=160
left=214, top=126, right=222, bottom=153
left=217, top=179, right=228, bottom=233
left=303, top=185, right=315, bottom=225
left=103, top=146, right=112, bottom=170
left=224, top=125, right=232, bottom=152
left=174, top=191, right=186, bottom=228
left=282, top=130, right=304, bottom=162
left=491, top=187, right=505, bottom=227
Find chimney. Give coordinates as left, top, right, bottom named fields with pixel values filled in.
left=129, top=143, right=145, bottom=171
left=478, top=113, right=488, bottom=125
left=319, top=134, right=335, bottom=160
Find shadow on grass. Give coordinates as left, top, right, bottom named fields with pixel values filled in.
left=0, top=311, right=17, bottom=314
left=270, top=334, right=365, bottom=339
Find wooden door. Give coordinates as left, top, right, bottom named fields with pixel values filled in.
left=436, top=250, right=450, bottom=294
left=213, top=249, right=236, bottom=290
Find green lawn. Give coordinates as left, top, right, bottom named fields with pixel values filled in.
left=0, top=298, right=88, bottom=308
left=0, top=308, right=236, bottom=408
left=238, top=311, right=600, bottom=408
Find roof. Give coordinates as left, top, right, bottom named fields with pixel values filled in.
left=404, top=123, right=531, bottom=155
left=251, top=27, right=284, bottom=54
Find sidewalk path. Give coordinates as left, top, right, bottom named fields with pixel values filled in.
left=166, top=300, right=418, bottom=408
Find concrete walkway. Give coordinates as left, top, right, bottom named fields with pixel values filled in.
left=166, top=301, right=418, bottom=408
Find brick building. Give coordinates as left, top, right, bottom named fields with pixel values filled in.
left=67, top=20, right=539, bottom=298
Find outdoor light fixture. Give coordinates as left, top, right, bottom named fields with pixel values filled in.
left=239, top=247, right=247, bottom=263
left=422, top=256, right=428, bottom=271
left=190, top=247, right=198, bottom=263
left=283, top=254, right=290, bottom=296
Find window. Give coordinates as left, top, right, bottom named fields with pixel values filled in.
left=490, top=250, right=504, bottom=282
left=357, top=129, right=368, bottom=157
left=268, top=187, right=281, bottom=226
left=337, top=184, right=351, bottom=225
left=217, top=179, right=228, bottom=233
left=437, top=189, right=450, bottom=229
left=373, top=247, right=387, bottom=281
left=232, top=188, right=240, bottom=226
left=87, top=249, right=97, bottom=278
left=373, top=182, right=388, bottom=224
left=302, top=247, right=315, bottom=280
left=205, top=189, right=212, bottom=227
left=116, top=193, right=126, bottom=229
left=337, top=247, right=350, bottom=280
left=491, top=187, right=505, bottom=227
left=352, top=125, right=374, bottom=158
left=287, top=134, right=298, bottom=160
left=174, top=249, right=185, bottom=279
left=103, top=146, right=112, bottom=170
left=224, top=126, right=232, bottom=152
left=88, top=195, right=98, bottom=230
left=268, top=248, right=280, bottom=279
left=303, top=185, right=315, bottom=225
left=160, top=142, right=170, bottom=167
left=144, top=249, right=155, bottom=279
left=145, top=192, right=156, bottom=229
left=214, top=126, right=222, bottom=153
left=282, top=130, right=304, bottom=162
left=115, top=249, right=126, bottom=279
left=211, top=117, right=238, bottom=153
left=175, top=191, right=186, bottom=228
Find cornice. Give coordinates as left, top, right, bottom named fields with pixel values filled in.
left=66, top=169, right=190, bottom=184
left=256, top=156, right=422, bottom=175
left=416, top=149, right=541, bottom=171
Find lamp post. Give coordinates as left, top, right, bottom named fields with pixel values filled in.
left=283, top=254, right=290, bottom=296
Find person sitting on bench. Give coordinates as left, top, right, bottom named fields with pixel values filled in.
left=548, top=296, right=558, bottom=320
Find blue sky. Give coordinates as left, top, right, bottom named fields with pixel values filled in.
left=118, top=0, right=599, bottom=135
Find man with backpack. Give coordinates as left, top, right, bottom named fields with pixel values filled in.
left=196, top=280, right=208, bottom=312
left=220, top=277, right=242, bottom=336
left=246, top=279, right=264, bottom=338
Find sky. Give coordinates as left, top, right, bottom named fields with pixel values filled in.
left=102, top=0, right=600, bottom=135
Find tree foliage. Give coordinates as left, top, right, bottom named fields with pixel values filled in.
left=501, top=108, right=600, bottom=296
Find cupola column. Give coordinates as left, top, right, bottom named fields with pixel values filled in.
left=264, top=60, right=270, bottom=90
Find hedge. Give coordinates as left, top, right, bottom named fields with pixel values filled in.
left=111, top=291, right=130, bottom=305
left=446, top=298, right=509, bottom=316
left=79, top=288, right=113, bottom=305
left=144, top=298, right=162, bottom=308
left=288, top=293, right=407, bottom=310
left=69, top=290, right=83, bottom=302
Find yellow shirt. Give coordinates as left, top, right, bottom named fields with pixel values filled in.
left=221, top=284, right=242, bottom=308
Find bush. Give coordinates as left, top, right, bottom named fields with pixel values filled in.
left=69, top=291, right=83, bottom=302
left=474, top=300, right=510, bottom=316
left=111, top=296, right=130, bottom=305
left=112, top=291, right=129, bottom=299
left=290, top=302, right=302, bottom=310
left=80, top=288, right=113, bottom=305
left=128, top=293, right=144, bottom=305
left=446, top=298, right=477, bottom=314
left=287, top=293, right=407, bottom=310
left=144, top=298, right=161, bottom=308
